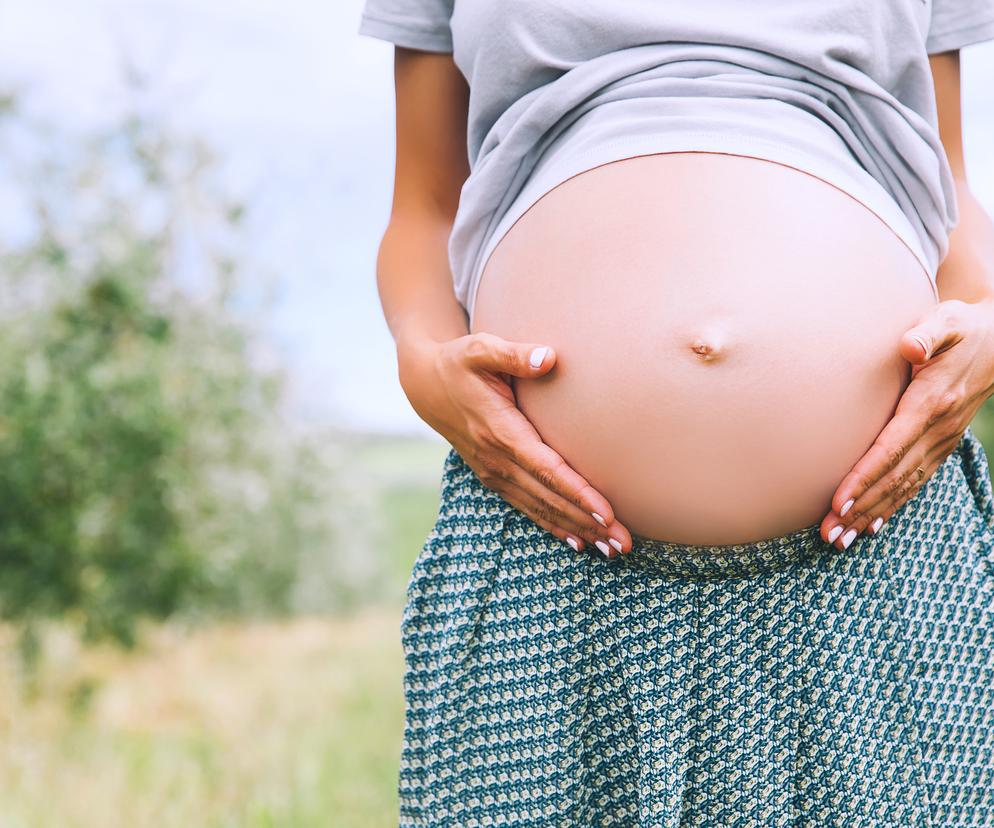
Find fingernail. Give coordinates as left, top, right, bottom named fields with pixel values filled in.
left=840, top=498, right=855, bottom=518
left=594, top=540, right=611, bottom=557
left=529, top=346, right=549, bottom=369
left=828, top=524, right=844, bottom=543
left=591, top=512, right=607, bottom=527
left=608, top=538, right=623, bottom=553
left=912, top=335, right=929, bottom=359
left=565, top=535, right=580, bottom=552
left=871, top=516, right=884, bottom=534
left=842, top=528, right=858, bottom=549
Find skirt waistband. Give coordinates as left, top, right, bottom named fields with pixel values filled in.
left=482, top=426, right=989, bottom=581
left=624, top=520, right=830, bottom=580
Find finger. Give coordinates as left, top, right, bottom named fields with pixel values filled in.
left=462, top=331, right=558, bottom=379
left=828, top=462, right=932, bottom=549
left=833, top=433, right=963, bottom=546
left=829, top=378, right=942, bottom=520
left=490, top=478, right=620, bottom=558
left=494, top=474, right=605, bottom=549
left=901, top=300, right=966, bottom=367
left=487, top=410, right=625, bottom=533
left=822, top=432, right=961, bottom=548
left=503, top=459, right=632, bottom=554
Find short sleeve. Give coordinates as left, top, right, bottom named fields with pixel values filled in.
left=926, top=0, right=994, bottom=54
left=357, top=0, right=454, bottom=53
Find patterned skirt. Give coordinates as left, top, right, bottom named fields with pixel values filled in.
left=398, top=426, right=994, bottom=827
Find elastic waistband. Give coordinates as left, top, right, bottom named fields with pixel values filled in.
left=623, top=520, right=833, bottom=580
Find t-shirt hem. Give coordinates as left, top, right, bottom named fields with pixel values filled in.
left=357, top=12, right=453, bottom=53
left=465, top=132, right=939, bottom=327
left=926, top=16, right=994, bottom=54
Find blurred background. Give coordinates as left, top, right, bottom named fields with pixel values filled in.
left=0, top=2, right=990, bottom=826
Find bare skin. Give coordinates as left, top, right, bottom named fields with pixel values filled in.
left=471, top=150, right=937, bottom=545
left=376, top=46, right=994, bottom=557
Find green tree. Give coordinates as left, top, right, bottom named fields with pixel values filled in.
left=0, top=89, right=364, bottom=666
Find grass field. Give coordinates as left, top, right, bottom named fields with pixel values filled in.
left=0, top=434, right=450, bottom=828
left=0, top=611, right=407, bottom=828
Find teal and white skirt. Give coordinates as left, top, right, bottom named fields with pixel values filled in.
left=398, top=426, right=994, bottom=827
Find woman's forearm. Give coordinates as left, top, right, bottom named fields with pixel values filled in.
left=376, top=214, right=469, bottom=352
left=935, top=180, right=994, bottom=304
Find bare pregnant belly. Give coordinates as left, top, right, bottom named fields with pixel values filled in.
left=470, top=152, right=937, bottom=545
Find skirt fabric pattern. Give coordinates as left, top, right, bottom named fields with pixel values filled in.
left=398, top=426, right=994, bottom=827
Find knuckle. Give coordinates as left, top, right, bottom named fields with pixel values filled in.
left=932, top=388, right=963, bottom=421
left=896, top=474, right=921, bottom=502
left=463, top=334, right=488, bottom=363
left=533, top=458, right=564, bottom=491
left=496, top=346, right=519, bottom=373
left=532, top=502, right=558, bottom=524
left=882, top=471, right=905, bottom=497
left=883, top=441, right=907, bottom=469
left=486, top=422, right=516, bottom=452
left=568, top=480, right=598, bottom=511
left=534, top=465, right=556, bottom=490
left=940, top=300, right=967, bottom=326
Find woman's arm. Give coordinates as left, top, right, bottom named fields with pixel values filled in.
left=818, top=48, right=994, bottom=548
left=378, top=49, right=470, bottom=349
left=931, top=50, right=994, bottom=304
left=375, top=47, right=633, bottom=557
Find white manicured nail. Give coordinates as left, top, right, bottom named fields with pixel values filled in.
left=828, top=525, right=844, bottom=543
left=565, top=536, right=580, bottom=552
left=871, top=516, right=884, bottom=534
left=529, top=346, right=549, bottom=369
left=592, top=512, right=607, bottom=527
left=912, top=335, right=929, bottom=358
left=840, top=498, right=854, bottom=518
left=842, top=528, right=858, bottom=549
left=608, top=538, right=623, bottom=553
left=594, top=540, right=611, bottom=557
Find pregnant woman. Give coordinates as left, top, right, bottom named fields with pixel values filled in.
left=359, top=1, right=994, bottom=825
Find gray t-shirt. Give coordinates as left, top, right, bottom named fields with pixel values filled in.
left=358, top=0, right=994, bottom=321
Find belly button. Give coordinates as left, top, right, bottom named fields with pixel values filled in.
left=689, top=339, right=722, bottom=362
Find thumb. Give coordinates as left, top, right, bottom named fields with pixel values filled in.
left=466, top=332, right=557, bottom=378
left=901, top=307, right=959, bottom=366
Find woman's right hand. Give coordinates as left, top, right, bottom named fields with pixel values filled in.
left=397, top=331, right=632, bottom=558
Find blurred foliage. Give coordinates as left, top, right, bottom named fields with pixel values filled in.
left=0, top=88, right=420, bottom=662
left=0, top=612, right=406, bottom=828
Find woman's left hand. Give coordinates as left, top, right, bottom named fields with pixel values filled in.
left=820, top=297, right=994, bottom=549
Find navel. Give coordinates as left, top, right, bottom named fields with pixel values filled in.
left=688, top=330, right=727, bottom=363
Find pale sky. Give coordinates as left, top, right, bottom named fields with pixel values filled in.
left=0, top=0, right=991, bottom=437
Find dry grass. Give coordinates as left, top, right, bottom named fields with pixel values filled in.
left=0, top=610, right=406, bottom=827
